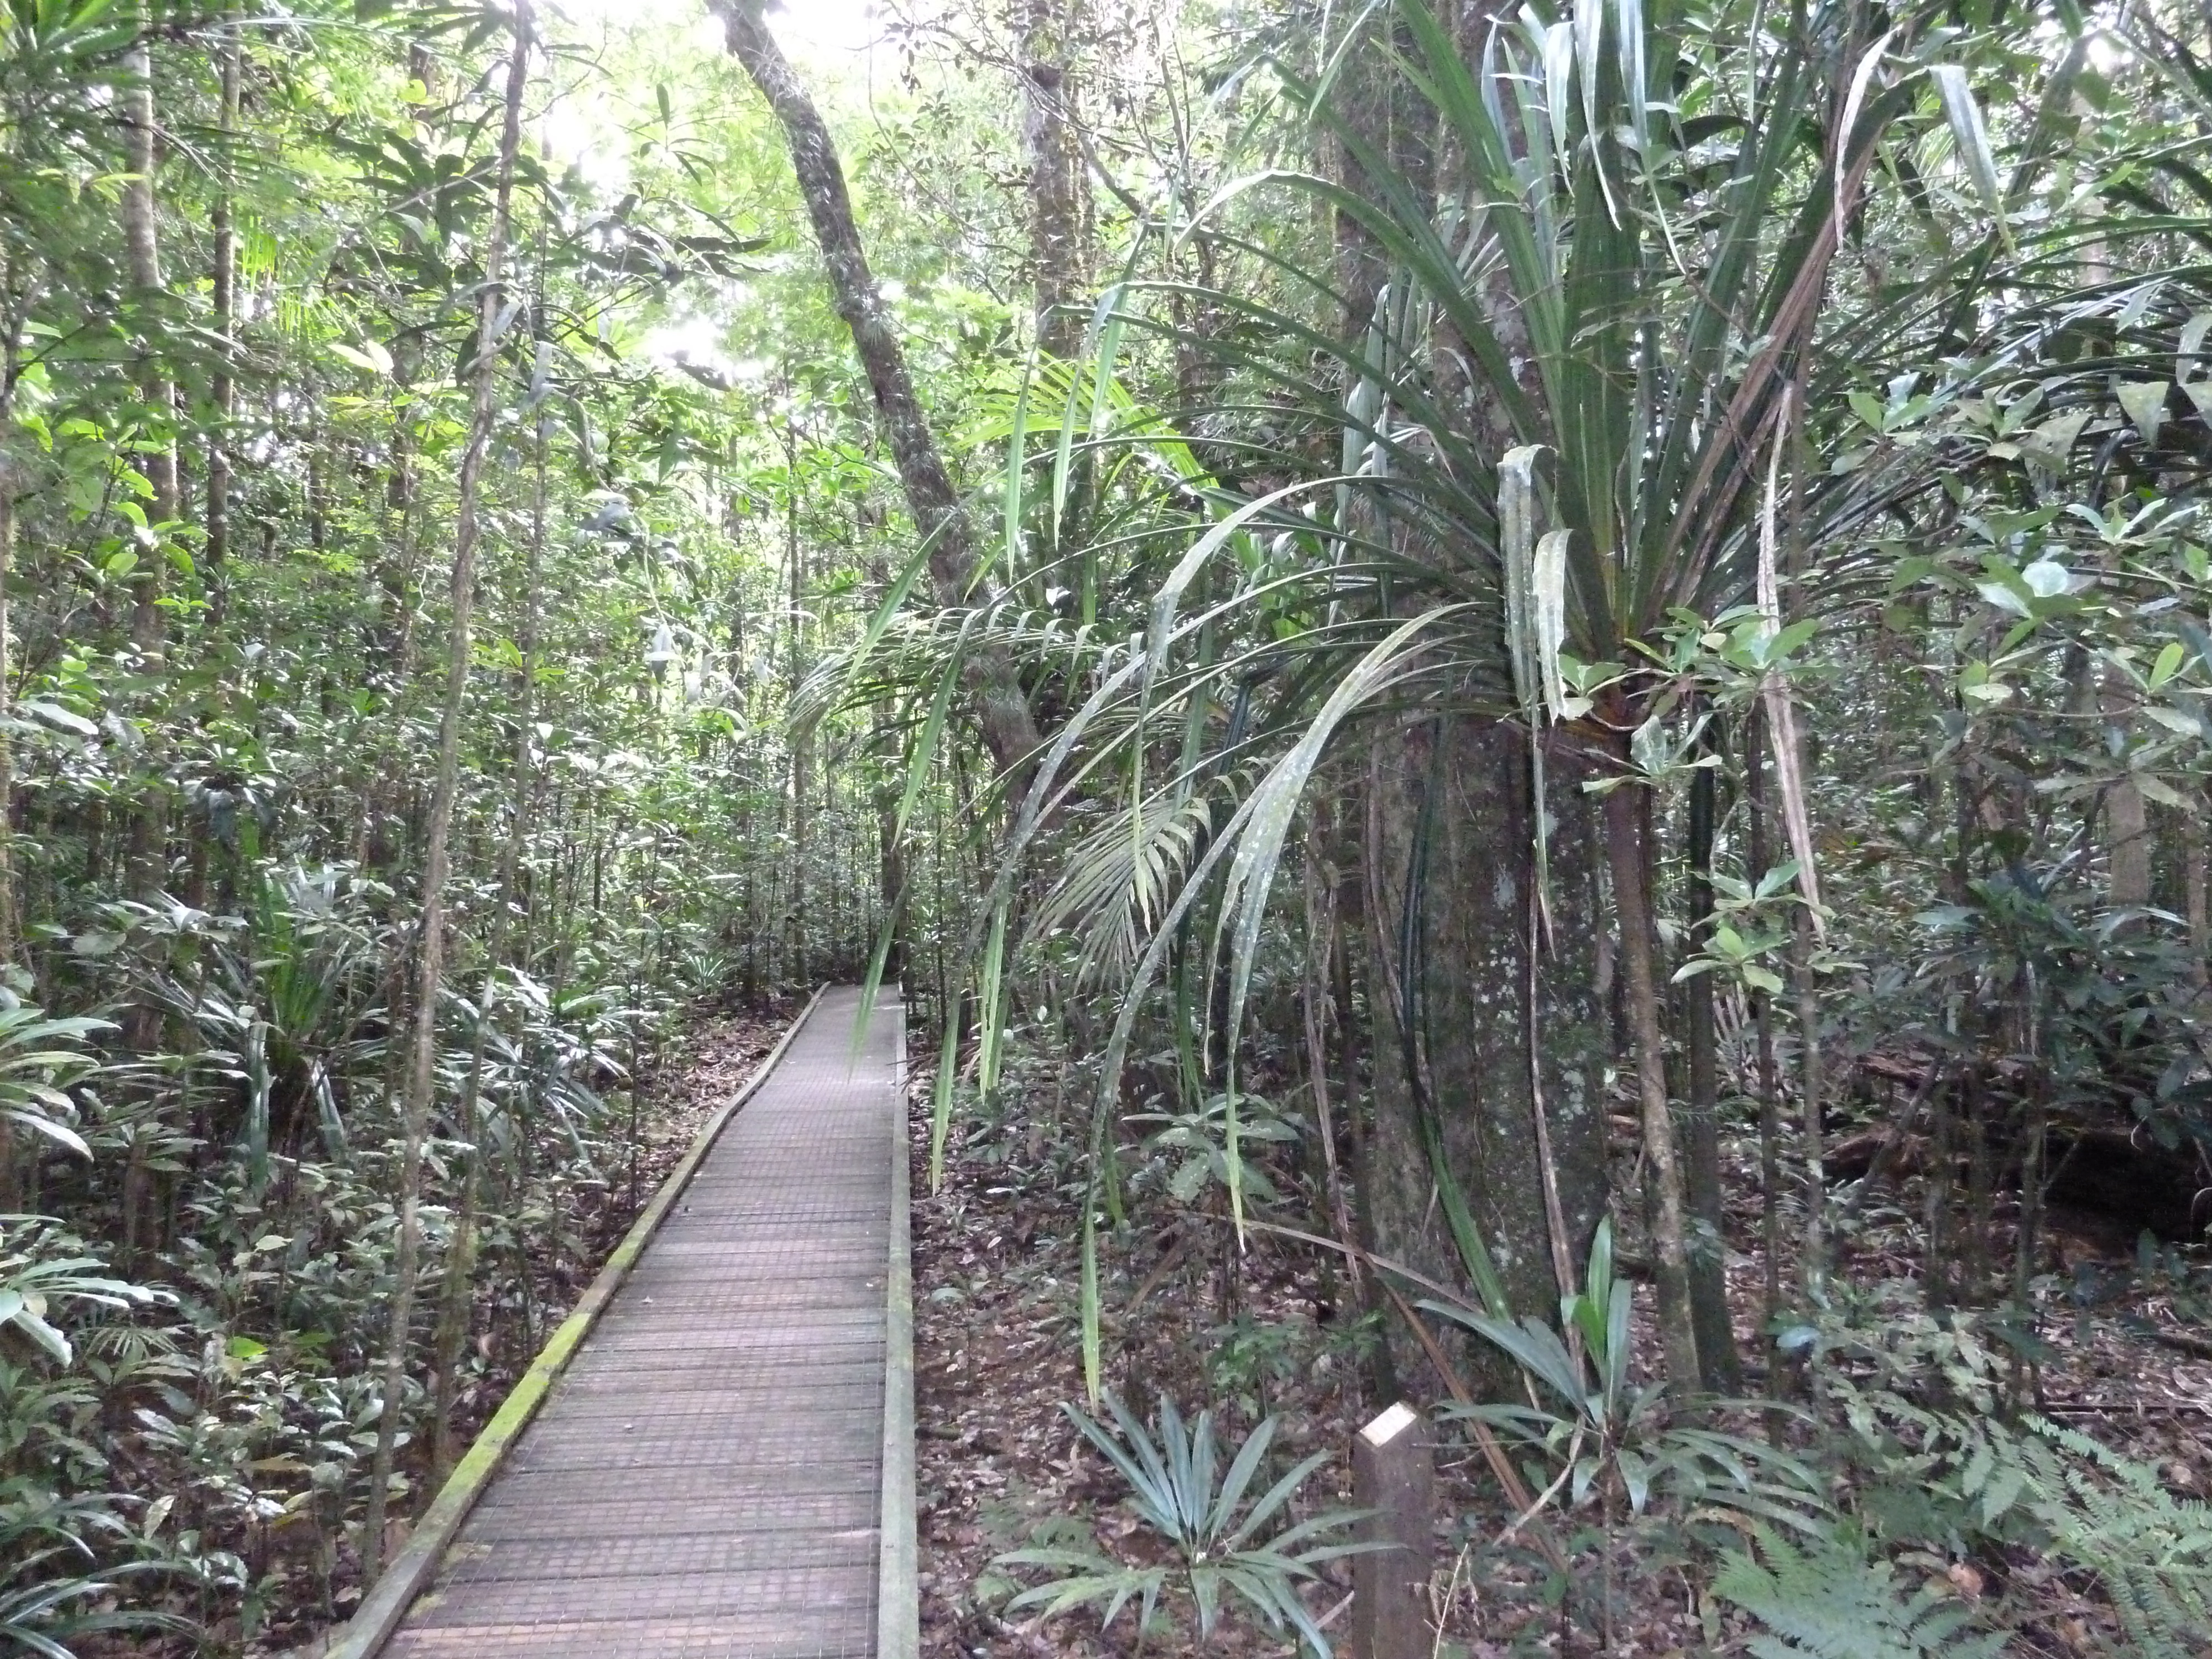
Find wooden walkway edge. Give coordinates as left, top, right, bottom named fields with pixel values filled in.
left=319, top=985, right=914, bottom=1659
left=877, top=1004, right=919, bottom=1659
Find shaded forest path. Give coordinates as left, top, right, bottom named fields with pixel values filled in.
left=338, top=986, right=915, bottom=1659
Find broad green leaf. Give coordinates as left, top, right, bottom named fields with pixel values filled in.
left=1930, top=64, right=2007, bottom=237
left=2147, top=640, right=2185, bottom=689
left=330, top=339, right=393, bottom=375
left=2115, top=380, right=2169, bottom=446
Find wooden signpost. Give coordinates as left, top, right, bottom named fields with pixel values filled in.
left=1352, top=1400, right=1436, bottom=1659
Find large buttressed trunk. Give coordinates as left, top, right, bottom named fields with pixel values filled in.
left=1363, top=712, right=1609, bottom=1391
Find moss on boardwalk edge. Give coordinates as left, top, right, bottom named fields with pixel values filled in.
left=312, top=984, right=830, bottom=1659
left=879, top=1000, right=919, bottom=1658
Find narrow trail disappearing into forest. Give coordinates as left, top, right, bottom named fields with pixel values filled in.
left=351, top=987, right=914, bottom=1659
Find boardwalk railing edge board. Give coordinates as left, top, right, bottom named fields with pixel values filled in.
left=313, top=983, right=831, bottom=1659
left=878, top=999, right=920, bottom=1658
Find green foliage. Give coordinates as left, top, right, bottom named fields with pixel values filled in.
left=1, top=0, right=2210, bottom=1642
left=1713, top=1527, right=2007, bottom=1659
left=0, top=1488, right=191, bottom=1659
left=2023, top=1423, right=2212, bottom=1658
left=0, top=1220, right=156, bottom=1368
left=1128, top=1089, right=1297, bottom=1207
left=1798, top=1296, right=2212, bottom=1656
left=995, top=1392, right=1370, bottom=1653
left=0, top=1221, right=192, bottom=1657
left=0, top=1007, right=108, bottom=1164
left=1432, top=1220, right=1829, bottom=1532
left=891, top=0, right=2212, bottom=1411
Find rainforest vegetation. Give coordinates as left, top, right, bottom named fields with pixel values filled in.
left=1, top=0, right=2210, bottom=1648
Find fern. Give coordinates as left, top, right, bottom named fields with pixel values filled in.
left=2020, top=1422, right=2212, bottom=1659
left=1712, top=1527, right=2009, bottom=1659
left=1825, top=1360, right=2212, bottom=1656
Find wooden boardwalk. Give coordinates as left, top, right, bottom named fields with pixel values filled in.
left=362, top=988, right=912, bottom=1659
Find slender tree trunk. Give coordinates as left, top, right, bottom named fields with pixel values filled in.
left=0, top=447, right=15, bottom=979
left=2103, top=667, right=2152, bottom=916
left=1745, top=712, right=1783, bottom=1351
left=2186, top=790, right=2209, bottom=995
left=1961, top=1062, right=1992, bottom=1303
left=1302, top=808, right=1358, bottom=1285
left=121, top=8, right=176, bottom=911
left=1021, top=0, right=1087, bottom=359
left=785, top=424, right=809, bottom=984
left=1924, top=1064, right=1954, bottom=1312
left=1333, top=846, right=1396, bottom=1405
left=430, top=338, right=551, bottom=1486
left=362, top=6, right=529, bottom=1580
left=874, top=693, right=907, bottom=985
left=1793, top=902, right=1826, bottom=1303
left=1778, top=386, right=1827, bottom=1308
left=2010, top=1058, right=2046, bottom=1403
left=1601, top=772, right=1702, bottom=1393
left=206, top=0, right=241, bottom=612
left=121, top=11, right=178, bottom=573
left=0, top=256, right=27, bottom=1215
left=0, top=252, right=31, bottom=979
left=789, top=740, right=809, bottom=984
left=714, top=2, right=1039, bottom=785
left=1684, top=757, right=1741, bottom=1391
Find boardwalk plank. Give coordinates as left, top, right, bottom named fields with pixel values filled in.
left=380, top=988, right=898, bottom=1657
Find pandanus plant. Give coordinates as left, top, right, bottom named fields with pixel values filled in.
left=851, top=0, right=2144, bottom=1396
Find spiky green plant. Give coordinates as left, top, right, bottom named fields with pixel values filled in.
left=995, top=1393, right=1371, bottom=1653
left=0, top=1488, right=193, bottom=1659
left=834, top=0, right=2209, bottom=1402
left=1031, top=0, right=2117, bottom=1398
left=1430, top=1220, right=1829, bottom=1535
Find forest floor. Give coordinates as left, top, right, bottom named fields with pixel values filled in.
left=242, top=999, right=796, bottom=1658
left=911, top=1074, right=2212, bottom=1657
left=911, top=1070, right=1371, bottom=1658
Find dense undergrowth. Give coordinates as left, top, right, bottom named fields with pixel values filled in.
left=8, top=0, right=2212, bottom=1651
left=919, top=1021, right=2212, bottom=1657
left=0, top=979, right=787, bottom=1652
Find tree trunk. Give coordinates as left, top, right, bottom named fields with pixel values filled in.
left=1683, top=757, right=1741, bottom=1391
left=714, top=2, right=1039, bottom=786
left=121, top=9, right=175, bottom=648
left=206, top=0, right=241, bottom=606
left=1021, top=0, right=1087, bottom=359
left=875, top=726, right=907, bottom=984
left=785, top=427, right=809, bottom=983
left=1326, top=7, right=1432, bottom=339
left=2103, top=664, right=2151, bottom=911
left=1601, top=769, right=1703, bottom=1394
left=1363, top=714, right=1610, bottom=1393
left=0, top=246, right=29, bottom=1206
left=362, top=3, right=529, bottom=1582
left=1793, top=900, right=1827, bottom=1303
left=429, top=326, right=551, bottom=1488
left=0, top=244, right=33, bottom=979
left=121, top=7, right=176, bottom=914
left=2186, top=787, right=2208, bottom=995
left=1745, top=711, right=1784, bottom=1348
left=1302, top=800, right=1360, bottom=1305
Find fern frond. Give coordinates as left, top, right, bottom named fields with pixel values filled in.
left=1713, top=1527, right=2008, bottom=1659
left=2019, top=1420, right=2212, bottom=1659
